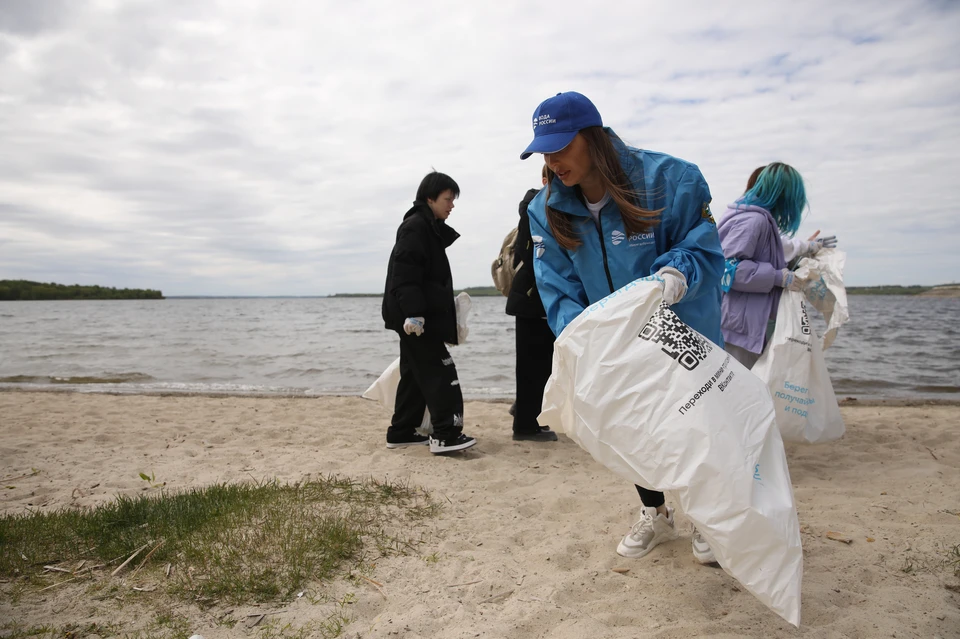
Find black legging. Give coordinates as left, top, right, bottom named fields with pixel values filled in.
left=636, top=485, right=664, bottom=508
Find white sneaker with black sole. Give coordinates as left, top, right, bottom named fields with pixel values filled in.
left=385, top=433, right=430, bottom=449
left=429, top=433, right=476, bottom=454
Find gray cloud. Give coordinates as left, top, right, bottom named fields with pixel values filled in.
left=0, top=0, right=75, bottom=35
left=1, top=0, right=958, bottom=296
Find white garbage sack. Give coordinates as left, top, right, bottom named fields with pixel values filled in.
left=751, top=291, right=845, bottom=444
left=362, top=357, right=433, bottom=434
left=454, top=291, right=472, bottom=344
left=362, top=293, right=473, bottom=436
left=796, top=248, right=848, bottom=350
left=538, top=278, right=803, bottom=627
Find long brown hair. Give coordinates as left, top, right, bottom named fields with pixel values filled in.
left=545, top=127, right=662, bottom=251
left=745, top=165, right=766, bottom=192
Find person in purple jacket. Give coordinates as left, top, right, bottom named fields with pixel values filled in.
left=744, top=165, right=839, bottom=264
left=717, top=163, right=809, bottom=368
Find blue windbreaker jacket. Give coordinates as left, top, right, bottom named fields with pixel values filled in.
left=527, top=129, right=724, bottom=343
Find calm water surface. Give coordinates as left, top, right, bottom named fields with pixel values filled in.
left=1, top=296, right=957, bottom=400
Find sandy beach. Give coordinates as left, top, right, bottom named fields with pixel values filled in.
left=1, top=390, right=958, bottom=638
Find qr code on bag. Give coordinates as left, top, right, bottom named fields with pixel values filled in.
left=800, top=300, right=811, bottom=335
left=638, top=303, right=713, bottom=371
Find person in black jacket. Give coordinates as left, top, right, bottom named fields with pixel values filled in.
left=382, top=171, right=477, bottom=454
left=505, top=165, right=559, bottom=442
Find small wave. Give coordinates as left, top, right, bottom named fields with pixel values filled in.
left=476, top=373, right=512, bottom=382
left=832, top=377, right=906, bottom=391
left=911, top=384, right=960, bottom=394
left=0, top=372, right=155, bottom=385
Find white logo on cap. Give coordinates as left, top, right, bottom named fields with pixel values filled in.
left=533, top=113, right=556, bottom=130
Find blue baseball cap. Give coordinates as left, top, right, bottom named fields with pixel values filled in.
left=520, top=92, right=602, bottom=160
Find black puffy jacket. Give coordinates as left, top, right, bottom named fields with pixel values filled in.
left=505, top=188, right=547, bottom=318
left=382, top=202, right=460, bottom=344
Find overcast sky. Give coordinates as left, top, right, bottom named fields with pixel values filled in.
left=1, top=0, right=958, bottom=295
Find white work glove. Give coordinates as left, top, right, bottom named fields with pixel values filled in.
left=403, top=317, right=425, bottom=336
left=804, top=233, right=838, bottom=256
left=778, top=269, right=805, bottom=292
left=656, top=267, right=688, bottom=305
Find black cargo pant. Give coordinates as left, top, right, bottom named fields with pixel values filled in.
left=513, top=316, right=555, bottom=435
left=389, top=332, right=464, bottom=442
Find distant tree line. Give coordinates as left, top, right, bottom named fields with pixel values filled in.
left=0, top=280, right=164, bottom=300
left=846, top=285, right=932, bottom=295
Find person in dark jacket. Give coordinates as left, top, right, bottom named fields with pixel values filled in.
left=506, top=165, right=558, bottom=442
left=382, top=171, right=477, bottom=454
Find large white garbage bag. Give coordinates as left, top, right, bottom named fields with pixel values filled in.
left=454, top=292, right=472, bottom=344
left=796, top=249, right=848, bottom=350
left=362, top=357, right=432, bottom=435
left=362, top=293, right=473, bottom=436
left=538, top=278, right=803, bottom=627
left=751, top=291, right=844, bottom=444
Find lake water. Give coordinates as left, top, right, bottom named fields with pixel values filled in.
left=1, top=296, right=958, bottom=400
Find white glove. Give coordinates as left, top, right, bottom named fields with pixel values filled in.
left=403, top=317, right=425, bottom=336
left=779, top=269, right=805, bottom=292
left=804, top=234, right=838, bottom=256
left=656, top=267, right=688, bottom=305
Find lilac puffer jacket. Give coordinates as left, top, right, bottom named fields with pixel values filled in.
left=717, top=203, right=787, bottom=354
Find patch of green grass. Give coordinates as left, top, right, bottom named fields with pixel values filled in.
left=900, top=541, right=960, bottom=577
left=944, top=542, right=960, bottom=577
left=0, top=621, right=124, bottom=639
left=0, top=622, right=57, bottom=639
left=0, top=475, right=437, bottom=607
left=253, top=596, right=353, bottom=639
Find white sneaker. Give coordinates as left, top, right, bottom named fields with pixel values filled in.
left=691, top=527, right=717, bottom=564
left=616, top=506, right=678, bottom=558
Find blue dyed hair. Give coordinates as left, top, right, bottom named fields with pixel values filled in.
left=741, top=162, right=807, bottom=236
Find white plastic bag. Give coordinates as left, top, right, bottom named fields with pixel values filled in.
left=362, top=293, right=473, bottom=436
left=362, top=357, right=432, bottom=435
left=796, top=248, right=848, bottom=350
left=751, top=291, right=845, bottom=444
left=538, top=278, right=803, bottom=627
left=454, top=292, right=472, bottom=344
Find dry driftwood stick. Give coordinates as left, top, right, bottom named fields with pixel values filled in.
left=0, top=469, right=40, bottom=482
left=480, top=589, right=514, bottom=604
left=39, top=575, right=81, bottom=592
left=357, top=574, right=387, bottom=599
left=130, top=539, right=166, bottom=578
left=76, top=563, right=105, bottom=576
left=111, top=542, right=152, bottom=577
left=447, top=579, right=483, bottom=588
left=43, top=565, right=73, bottom=574
left=826, top=531, right=853, bottom=544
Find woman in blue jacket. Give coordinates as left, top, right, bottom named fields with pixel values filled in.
left=521, top=92, right=724, bottom=564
